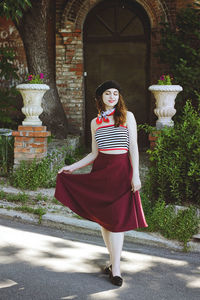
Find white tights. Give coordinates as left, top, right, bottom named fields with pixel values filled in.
left=101, top=227, right=124, bottom=277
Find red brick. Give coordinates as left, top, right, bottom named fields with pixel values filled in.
left=28, top=132, right=50, bottom=137
left=69, top=68, right=77, bottom=72
left=35, top=148, right=46, bottom=153
left=15, top=136, right=32, bottom=142
left=61, top=33, right=72, bottom=37
left=18, top=126, right=33, bottom=131
left=14, top=142, right=23, bottom=147
left=33, top=126, right=47, bottom=131
left=14, top=147, right=31, bottom=153
left=12, top=131, right=20, bottom=137
left=21, top=147, right=32, bottom=153
left=72, top=33, right=80, bottom=37
left=34, top=138, right=45, bottom=142
left=76, top=63, right=83, bottom=68
left=29, top=143, right=45, bottom=148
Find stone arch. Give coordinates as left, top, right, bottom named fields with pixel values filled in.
left=61, top=0, right=169, bottom=30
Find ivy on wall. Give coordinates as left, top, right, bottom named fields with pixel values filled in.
left=156, top=1, right=200, bottom=112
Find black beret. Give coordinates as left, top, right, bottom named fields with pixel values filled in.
left=95, top=80, right=121, bottom=98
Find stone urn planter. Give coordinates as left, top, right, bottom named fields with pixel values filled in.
left=16, top=83, right=50, bottom=126
left=148, top=85, right=183, bottom=129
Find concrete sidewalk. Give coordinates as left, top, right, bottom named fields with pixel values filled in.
left=0, top=183, right=200, bottom=253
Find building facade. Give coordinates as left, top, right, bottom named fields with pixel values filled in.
left=0, top=0, right=193, bottom=146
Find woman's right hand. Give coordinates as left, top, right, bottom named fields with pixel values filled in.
left=58, top=165, right=74, bottom=174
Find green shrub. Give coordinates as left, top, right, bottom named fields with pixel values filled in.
left=156, top=1, right=200, bottom=112
left=9, top=153, right=63, bottom=190
left=143, top=100, right=200, bottom=206
left=170, top=207, right=199, bottom=250
left=141, top=194, right=199, bottom=250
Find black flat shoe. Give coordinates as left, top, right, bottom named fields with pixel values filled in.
left=110, top=273, right=123, bottom=287
left=104, top=264, right=112, bottom=275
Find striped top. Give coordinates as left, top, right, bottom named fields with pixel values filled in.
left=95, top=125, right=129, bottom=151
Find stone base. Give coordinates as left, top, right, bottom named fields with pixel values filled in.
left=22, top=120, right=42, bottom=126
left=156, top=120, right=174, bottom=129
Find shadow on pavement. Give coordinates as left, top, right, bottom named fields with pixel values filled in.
left=0, top=218, right=200, bottom=300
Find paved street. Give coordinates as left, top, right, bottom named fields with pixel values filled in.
left=0, top=218, right=200, bottom=300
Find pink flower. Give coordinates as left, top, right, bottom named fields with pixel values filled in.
left=40, top=73, right=44, bottom=79
left=160, top=75, right=165, bottom=80
left=28, top=75, right=33, bottom=81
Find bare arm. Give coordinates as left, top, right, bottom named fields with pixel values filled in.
left=58, top=119, right=98, bottom=173
left=127, top=111, right=141, bottom=191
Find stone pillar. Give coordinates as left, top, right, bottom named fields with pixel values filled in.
left=12, top=126, right=51, bottom=166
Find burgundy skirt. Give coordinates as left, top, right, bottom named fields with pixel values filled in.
left=54, top=152, right=148, bottom=232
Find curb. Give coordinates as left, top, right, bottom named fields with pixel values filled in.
left=0, top=207, right=200, bottom=253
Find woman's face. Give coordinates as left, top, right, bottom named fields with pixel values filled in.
left=102, top=88, right=119, bottom=110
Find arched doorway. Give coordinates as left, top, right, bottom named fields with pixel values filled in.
left=83, top=0, right=151, bottom=148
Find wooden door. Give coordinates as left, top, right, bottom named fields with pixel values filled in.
left=83, top=0, right=150, bottom=148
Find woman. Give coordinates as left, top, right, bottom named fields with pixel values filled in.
left=55, top=80, right=147, bottom=287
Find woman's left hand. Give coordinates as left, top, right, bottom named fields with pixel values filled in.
left=131, top=177, right=141, bottom=192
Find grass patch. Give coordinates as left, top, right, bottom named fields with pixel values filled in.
left=6, top=192, right=29, bottom=203
left=0, top=190, right=29, bottom=203
left=0, top=190, right=6, bottom=199
left=13, top=206, right=46, bottom=224
left=0, top=204, right=46, bottom=224
left=35, top=193, right=49, bottom=202
left=141, top=192, right=199, bottom=251
left=51, top=197, right=63, bottom=205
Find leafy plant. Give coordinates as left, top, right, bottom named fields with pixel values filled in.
left=9, top=153, right=63, bottom=190
left=25, top=73, right=44, bottom=84
left=141, top=194, right=199, bottom=251
left=0, top=47, right=19, bottom=82
left=157, top=74, right=173, bottom=85
left=0, top=0, right=31, bottom=22
left=156, top=1, right=200, bottom=112
left=142, top=99, right=200, bottom=206
left=171, top=207, right=199, bottom=250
